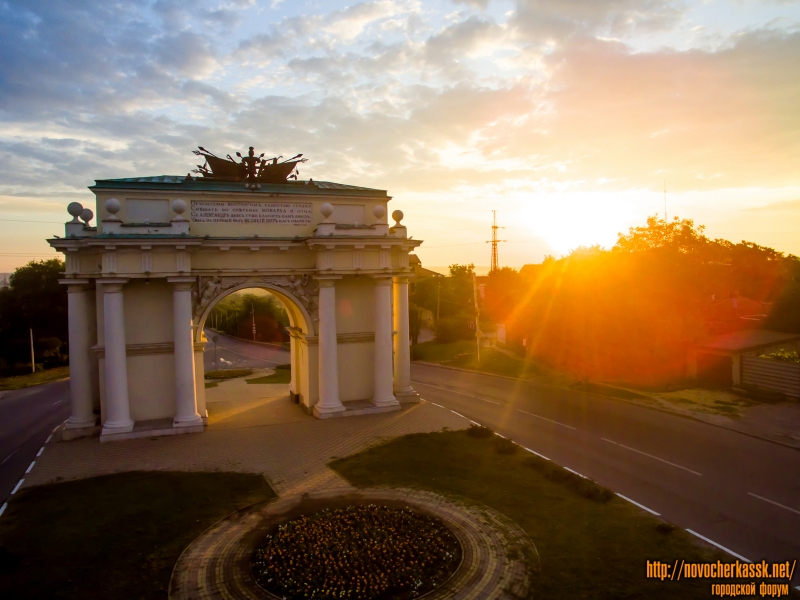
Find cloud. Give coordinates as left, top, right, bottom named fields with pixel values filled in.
left=513, top=0, right=687, bottom=42
left=744, top=199, right=800, bottom=211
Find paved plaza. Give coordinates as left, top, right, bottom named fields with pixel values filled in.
left=23, top=373, right=467, bottom=496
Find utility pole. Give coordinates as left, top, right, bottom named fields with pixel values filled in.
left=487, top=210, right=506, bottom=272
left=436, top=278, right=441, bottom=324
left=30, top=328, right=35, bottom=374
left=472, top=272, right=482, bottom=364
left=664, top=180, right=667, bottom=222
left=246, top=298, right=256, bottom=341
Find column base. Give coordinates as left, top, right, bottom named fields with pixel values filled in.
left=65, top=416, right=98, bottom=429
left=372, top=395, right=400, bottom=408
left=101, top=418, right=203, bottom=442
left=62, top=425, right=101, bottom=441
left=313, top=404, right=346, bottom=419
left=174, top=415, right=204, bottom=428
left=394, top=388, right=420, bottom=403
left=100, top=419, right=134, bottom=438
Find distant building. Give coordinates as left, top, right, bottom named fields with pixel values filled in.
left=0, top=273, right=10, bottom=289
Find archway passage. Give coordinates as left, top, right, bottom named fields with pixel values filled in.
left=195, top=280, right=316, bottom=415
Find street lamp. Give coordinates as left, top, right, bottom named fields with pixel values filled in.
left=245, top=298, right=256, bottom=341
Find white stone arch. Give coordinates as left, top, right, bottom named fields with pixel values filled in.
left=192, top=276, right=318, bottom=414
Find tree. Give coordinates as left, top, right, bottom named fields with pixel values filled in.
left=0, top=259, right=68, bottom=371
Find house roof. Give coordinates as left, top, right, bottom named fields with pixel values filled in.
left=90, top=176, right=388, bottom=198
left=696, top=329, right=800, bottom=353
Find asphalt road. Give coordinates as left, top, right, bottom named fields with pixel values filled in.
left=203, top=328, right=290, bottom=371
left=0, top=380, right=70, bottom=507
left=411, top=363, right=800, bottom=585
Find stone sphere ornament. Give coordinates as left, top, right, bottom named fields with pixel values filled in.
left=392, top=209, right=404, bottom=226
left=67, top=202, right=84, bottom=223
left=172, top=199, right=188, bottom=221
left=104, top=197, right=121, bottom=221
left=80, top=208, right=93, bottom=225
left=373, top=205, right=386, bottom=221
left=320, top=202, right=334, bottom=221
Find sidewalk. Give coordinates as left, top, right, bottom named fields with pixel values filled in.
left=23, top=372, right=467, bottom=497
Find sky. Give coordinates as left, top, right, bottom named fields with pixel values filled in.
left=0, top=0, right=798, bottom=271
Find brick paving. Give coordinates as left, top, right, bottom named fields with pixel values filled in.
left=168, top=487, right=536, bottom=600
left=24, top=376, right=467, bottom=496
left=25, top=377, right=536, bottom=598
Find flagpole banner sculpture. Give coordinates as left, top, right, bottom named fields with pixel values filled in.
left=50, top=146, right=421, bottom=442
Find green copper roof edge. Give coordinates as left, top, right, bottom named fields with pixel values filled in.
left=89, top=177, right=387, bottom=196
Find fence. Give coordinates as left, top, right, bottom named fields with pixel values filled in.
left=741, top=356, right=800, bottom=398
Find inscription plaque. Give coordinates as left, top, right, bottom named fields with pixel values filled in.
left=190, top=201, right=312, bottom=224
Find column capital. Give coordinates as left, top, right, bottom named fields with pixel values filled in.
left=60, top=279, right=90, bottom=290
left=99, top=278, right=129, bottom=293
left=168, top=276, right=196, bottom=291
left=315, top=276, right=341, bottom=288
left=372, top=275, right=393, bottom=286
left=393, top=275, right=410, bottom=284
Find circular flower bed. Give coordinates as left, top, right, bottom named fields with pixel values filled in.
left=251, top=504, right=462, bottom=600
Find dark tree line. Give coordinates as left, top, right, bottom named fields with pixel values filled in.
left=0, top=259, right=68, bottom=375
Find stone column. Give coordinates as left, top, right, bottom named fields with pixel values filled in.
left=373, top=277, right=398, bottom=407
left=100, top=279, right=134, bottom=435
left=314, top=278, right=345, bottom=417
left=170, top=278, right=203, bottom=428
left=63, top=280, right=96, bottom=429
left=393, top=276, right=415, bottom=397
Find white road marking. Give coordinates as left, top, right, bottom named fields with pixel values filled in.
left=686, top=529, right=751, bottom=563
left=601, top=438, right=702, bottom=476
left=494, top=432, right=506, bottom=439
left=25, top=461, right=35, bottom=474
left=450, top=410, right=468, bottom=419
left=52, top=424, right=60, bottom=433
left=515, top=408, right=576, bottom=430
left=0, top=503, right=6, bottom=516
left=429, top=401, right=445, bottom=408
left=45, top=435, right=52, bottom=443
left=523, top=447, right=551, bottom=461
left=748, top=493, right=800, bottom=516
left=616, top=493, right=661, bottom=516
left=564, top=467, right=588, bottom=479
left=11, top=479, right=23, bottom=495
left=0, top=450, right=17, bottom=465
left=36, top=447, right=44, bottom=457
left=413, top=382, right=500, bottom=405
left=51, top=401, right=61, bottom=405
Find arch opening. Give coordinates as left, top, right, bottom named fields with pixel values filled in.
left=194, top=282, right=316, bottom=416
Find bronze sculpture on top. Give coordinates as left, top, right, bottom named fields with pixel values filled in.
left=191, top=146, right=307, bottom=188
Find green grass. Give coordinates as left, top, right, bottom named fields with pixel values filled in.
left=331, top=430, right=726, bottom=599
left=204, top=368, right=253, bottom=380
left=411, top=341, right=541, bottom=380
left=0, top=471, right=275, bottom=600
left=245, top=364, right=291, bottom=384
left=0, top=366, right=70, bottom=391
left=246, top=369, right=291, bottom=384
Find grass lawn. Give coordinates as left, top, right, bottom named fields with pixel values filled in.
left=0, top=366, right=70, bottom=391
left=204, top=368, right=253, bottom=380
left=246, top=365, right=291, bottom=384
left=331, top=429, right=726, bottom=599
left=0, top=471, right=275, bottom=600
left=411, top=341, right=576, bottom=385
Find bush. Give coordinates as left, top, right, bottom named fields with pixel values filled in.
left=493, top=437, right=518, bottom=455
left=523, top=456, right=614, bottom=503
left=435, top=315, right=473, bottom=343
left=466, top=425, right=494, bottom=438
left=759, top=350, right=800, bottom=363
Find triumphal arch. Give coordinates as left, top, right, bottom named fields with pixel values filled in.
left=49, top=147, right=421, bottom=442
